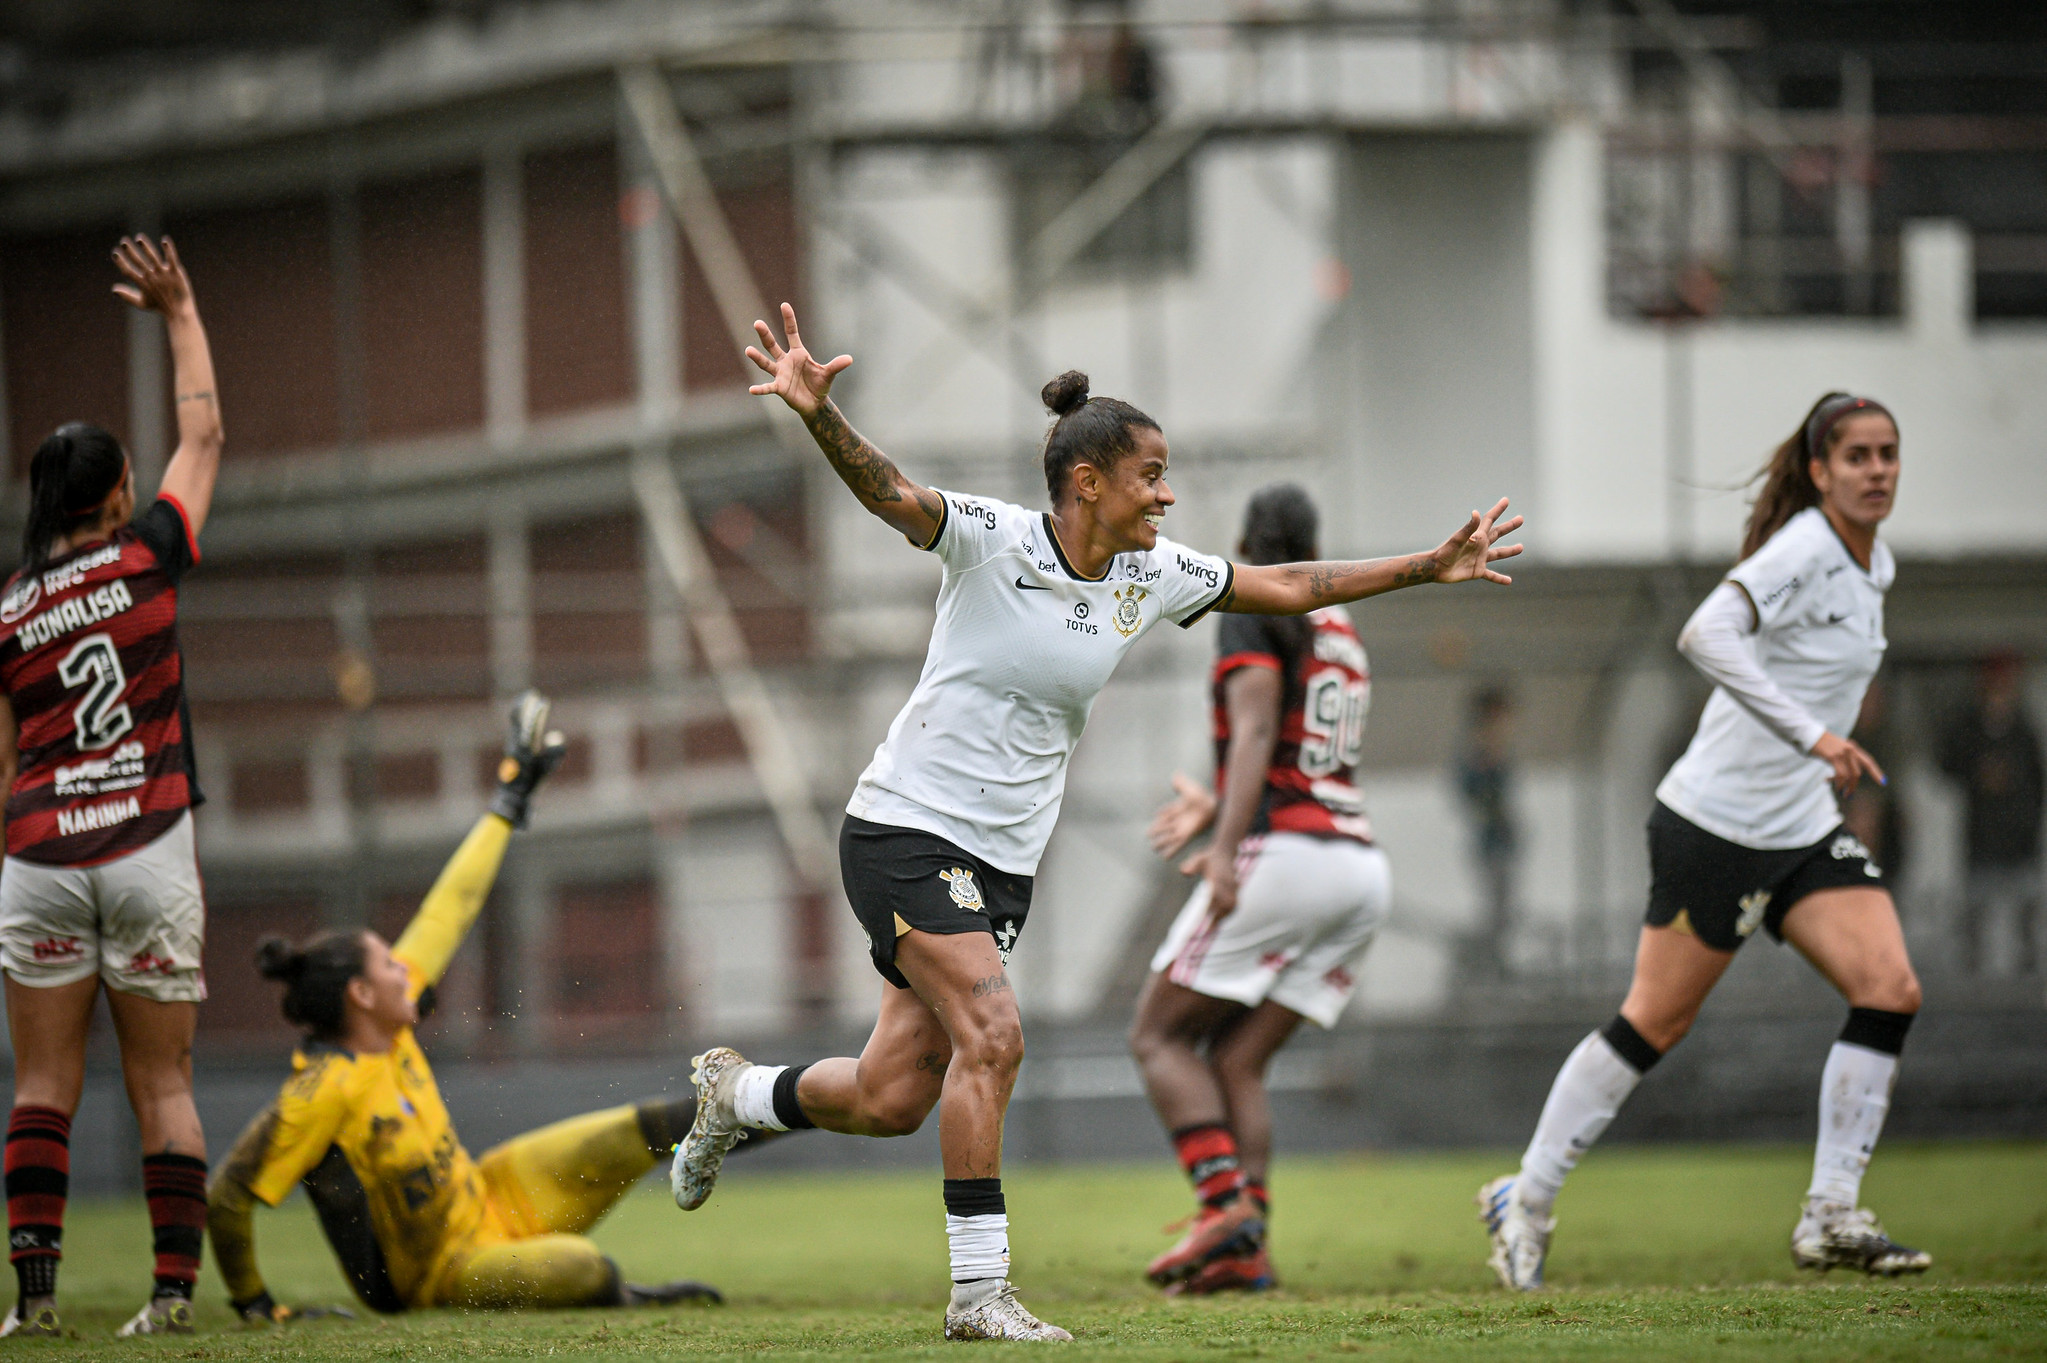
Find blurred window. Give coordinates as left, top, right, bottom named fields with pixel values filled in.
left=550, top=877, right=664, bottom=1047
left=0, top=226, right=131, bottom=477
left=1011, top=137, right=1192, bottom=279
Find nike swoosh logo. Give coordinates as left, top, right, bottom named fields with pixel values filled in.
left=1015, top=577, right=1050, bottom=591
left=1827, top=612, right=1850, bottom=623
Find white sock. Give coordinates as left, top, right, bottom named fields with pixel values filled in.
left=1806, top=1042, right=1898, bottom=1209
left=731, top=1064, right=788, bottom=1131
left=1517, top=1031, right=1645, bottom=1218
left=946, top=1213, right=1010, bottom=1283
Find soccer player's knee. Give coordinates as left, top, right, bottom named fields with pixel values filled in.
left=1868, top=968, right=1921, bottom=1015
left=959, top=1019, right=1024, bottom=1077
left=867, top=1099, right=930, bottom=1138
left=553, top=1245, right=623, bottom=1308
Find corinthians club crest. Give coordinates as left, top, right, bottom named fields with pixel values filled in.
left=1112, top=585, right=1148, bottom=638
left=939, top=867, right=985, bottom=913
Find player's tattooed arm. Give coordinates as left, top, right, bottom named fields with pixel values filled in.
left=1222, top=498, right=1524, bottom=614
left=805, top=399, right=945, bottom=538
left=746, top=301, right=942, bottom=546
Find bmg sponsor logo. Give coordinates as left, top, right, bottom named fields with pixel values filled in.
left=952, top=498, right=998, bottom=532
left=1176, top=554, right=1218, bottom=589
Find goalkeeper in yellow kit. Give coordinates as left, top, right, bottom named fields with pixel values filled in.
left=206, top=693, right=718, bottom=1319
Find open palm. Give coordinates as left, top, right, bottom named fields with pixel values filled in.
left=745, top=302, right=852, bottom=420
left=1432, top=497, right=1525, bottom=585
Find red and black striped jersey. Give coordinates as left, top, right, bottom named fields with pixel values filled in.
left=0, top=498, right=202, bottom=866
left=1212, top=607, right=1373, bottom=844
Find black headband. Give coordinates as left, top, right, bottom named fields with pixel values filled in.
left=1803, top=395, right=1890, bottom=461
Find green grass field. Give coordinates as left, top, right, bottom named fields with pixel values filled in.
left=19, top=1142, right=2047, bottom=1361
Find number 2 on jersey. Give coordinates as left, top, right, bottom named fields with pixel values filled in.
left=59, top=633, right=134, bottom=751
left=1299, top=671, right=1368, bottom=777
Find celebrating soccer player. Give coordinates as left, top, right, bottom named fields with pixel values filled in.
left=0, top=237, right=221, bottom=1338
left=1478, top=393, right=1928, bottom=1289
left=668, top=303, right=1520, bottom=1342
left=1130, top=484, right=1390, bottom=1295
left=206, top=694, right=722, bottom=1318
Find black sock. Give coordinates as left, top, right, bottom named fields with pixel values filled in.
left=1600, top=1014, right=1665, bottom=1074
left=142, top=1153, right=207, bottom=1301
left=771, top=1064, right=816, bottom=1131
left=1840, top=1007, right=1914, bottom=1056
left=942, top=1177, right=1006, bottom=1218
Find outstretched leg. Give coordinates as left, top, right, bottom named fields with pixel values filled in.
left=1481, top=924, right=1731, bottom=1291
left=478, top=1100, right=690, bottom=1239
left=1780, top=887, right=1930, bottom=1275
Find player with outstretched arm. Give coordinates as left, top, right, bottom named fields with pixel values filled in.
left=669, top=303, right=1522, bottom=1342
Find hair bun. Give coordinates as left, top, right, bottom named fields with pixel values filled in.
left=1042, top=369, right=1090, bottom=418
left=255, top=937, right=303, bottom=982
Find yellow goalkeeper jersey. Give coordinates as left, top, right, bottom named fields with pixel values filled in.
left=222, top=816, right=510, bottom=1308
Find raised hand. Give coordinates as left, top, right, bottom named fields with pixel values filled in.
left=1431, top=497, right=1525, bottom=585
left=1147, top=772, right=1217, bottom=860
left=745, top=302, right=852, bottom=420
left=112, top=236, right=194, bottom=317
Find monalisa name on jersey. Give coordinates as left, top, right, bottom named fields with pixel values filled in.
left=14, top=580, right=134, bottom=651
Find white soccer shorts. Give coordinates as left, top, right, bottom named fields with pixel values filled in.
left=1149, top=832, right=1390, bottom=1029
left=0, top=810, right=206, bottom=1003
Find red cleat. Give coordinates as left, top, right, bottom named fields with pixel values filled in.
left=1165, top=1243, right=1276, bottom=1296
left=1146, top=1195, right=1264, bottom=1285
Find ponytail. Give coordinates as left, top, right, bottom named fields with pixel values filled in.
left=19, top=423, right=128, bottom=576
left=256, top=931, right=368, bottom=1042
left=1739, top=392, right=1894, bottom=560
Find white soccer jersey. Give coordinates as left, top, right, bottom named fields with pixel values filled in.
left=848, top=490, right=1235, bottom=874
left=1656, top=507, right=1894, bottom=849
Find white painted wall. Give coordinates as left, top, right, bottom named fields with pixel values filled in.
left=1533, top=120, right=2047, bottom=565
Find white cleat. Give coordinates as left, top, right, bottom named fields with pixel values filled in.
left=671, top=1046, right=752, bottom=1211
left=116, top=1297, right=194, bottom=1336
left=1792, top=1202, right=1932, bottom=1277
left=944, top=1279, right=1073, bottom=1342
left=1477, top=1174, right=1553, bottom=1292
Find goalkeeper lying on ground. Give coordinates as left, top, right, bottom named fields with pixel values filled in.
left=207, top=693, right=718, bottom=1320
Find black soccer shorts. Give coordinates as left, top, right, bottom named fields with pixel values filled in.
left=1645, top=800, right=1886, bottom=953
left=839, top=816, right=1033, bottom=990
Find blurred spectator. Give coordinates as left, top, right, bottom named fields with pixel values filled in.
left=1058, top=0, right=1160, bottom=135
left=1842, top=675, right=1907, bottom=889
left=1456, top=685, right=1520, bottom=979
left=1936, top=652, right=2043, bottom=975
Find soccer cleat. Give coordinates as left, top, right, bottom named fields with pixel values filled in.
left=1146, top=1194, right=1265, bottom=1285
left=1791, top=1202, right=1932, bottom=1276
left=671, top=1047, right=752, bottom=1210
left=1164, top=1243, right=1275, bottom=1296
left=488, top=690, right=568, bottom=830
left=0, top=1302, right=60, bottom=1337
left=116, top=1297, right=195, bottom=1336
left=622, top=1280, right=724, bottom=1306
left=1477, top=1174, right=1553, bottom=1292
left=943, top=1279, right=1073, bottom=1342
